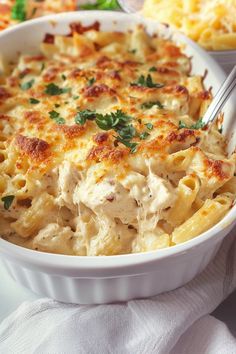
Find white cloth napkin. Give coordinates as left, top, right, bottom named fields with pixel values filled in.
left=1, top=228, right=236, bottom=354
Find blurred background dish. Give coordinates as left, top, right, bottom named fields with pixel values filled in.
left=118, top=0, right=236, bottom=74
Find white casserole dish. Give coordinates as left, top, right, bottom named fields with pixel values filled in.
left=0, top=11, right=236, bottom=304
left=209, top=50, right=236, bottom=75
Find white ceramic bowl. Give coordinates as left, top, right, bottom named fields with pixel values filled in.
left=0, top=11, right=236, bottom=304
left=209, top=50, right=236, bottom=75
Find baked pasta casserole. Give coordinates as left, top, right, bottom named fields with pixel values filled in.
left=0, top=22, right=235, bottom=255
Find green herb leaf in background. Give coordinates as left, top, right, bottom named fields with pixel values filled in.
left=80, top=0, right=120, bottom=10
left=11, top=0, right=26, bottom=21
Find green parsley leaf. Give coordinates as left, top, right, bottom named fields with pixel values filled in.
left=116, top=137, right=138, bottom=153
left=178, top=118, right=206, bottom=130
left=1, top=195, right=15, bottom=210
left=44, top=83, right=70, bottom=96
left=95, top=110, right=132, bottom=131
left=218, top=127, right=223, bottom=134
left=129, top=49, right=137, bottom=54
left=149, top=66, right=157, bottom=72
left=29, top=98, right=40, bottom=104
left=11, top=0, right=26, bottom=21
left=131, top=74, right=164, bottom=89
left=54, top=103, right=60, bottom=108
left=49, top=110, right=60, bottom=119
left=145, top=123, right=153, bottom=130
left=190, top=118, right=205, bottom=130
left=80, top=0, right=120, bottom=10
left=140, top=131, right=150, bottom=140
left=54, top=117, right=65, bottom=125
left=21, top=79, right=35, bottom=91
left=75, top=110, right=96, bottom=125
left=73, top=95, right=79, bottom=100
left=178, top=121, right=187, bottom=129
left=141, top=101, right=164, bottom=109
left=87, top=77, right=96, bottom=86
left=117, top=125, right=136, bottom=141
left=49, top=110, right=65, bottom=124
left=61, top=74, right=66, bottom=81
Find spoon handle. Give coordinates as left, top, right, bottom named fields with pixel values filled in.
left=202, top=65, right=236, bottom=125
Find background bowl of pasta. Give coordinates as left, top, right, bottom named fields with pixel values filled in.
left=0, top=11, right=235, bottom=304
left=142, top=0, right=236, bottom=74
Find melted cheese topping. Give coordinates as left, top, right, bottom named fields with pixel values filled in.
left=0, top=22, right=235, bottom=256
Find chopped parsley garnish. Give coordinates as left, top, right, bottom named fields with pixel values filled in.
left=75, top=109, right=96, bottom=125
left=218, top=127, right=223, bottom=134
left=29, top=98, right=40, bottom=104
left=75, top=109, right=137, bottom=153
left=49, top=110, right=65, bottom=124
left=117, top=125, right=136, bottom=141
left=129, top=49, right=137, bottom=54
left=21, top=79, right=35, bottom=91
left=149, top=66, right=157, bottom=72
left=80, top=0, right=120, bottom=10
left=191, top=118, right=205, bottom=130
left=44, top=83, right=70, bottom=96
left=178, top=121, right=187, bottom=129
left=131, top=74, right=164, bottom=89
left=61, top=74, right=66, bottom=81
left=95, top=110, right=132, bottom=131
left=116, top=137, right=138, bottom=153
left=87, top=77, right=96, bottom=86
left=1, top=195, right=15, bottom=210
left=145, top=123, right=153, bottom=130
left=54, top=103, right=60, bottom=108
left=178, top=118, right=206, bottom=130
left=11, top=0, right=26, bottom=21
left=139, top=131, right=150, bottom=140
left=96, top=111, right=137, bottom=153
left=73, top=95, right=79, bottom=100
left=141, top=101, right=164, bottom=109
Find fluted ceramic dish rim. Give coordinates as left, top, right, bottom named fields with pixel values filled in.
left=0, top=11, right=235, bottom=277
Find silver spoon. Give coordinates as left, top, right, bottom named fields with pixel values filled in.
left=117, top=0, right=144, bottom=13
left=202, top=65, right=236, bottom=125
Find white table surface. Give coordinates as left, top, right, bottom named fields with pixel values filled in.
left=1, top=259, right=236, bottom=337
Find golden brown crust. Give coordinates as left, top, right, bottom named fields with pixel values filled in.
left=69, top=21, right=100, bottom=35
left=87, top=145, right=128, bottom=163
left=15, top=134, right=50, bottom=161
left=0, top=87, right=11, bottom=102
left=54, top=124, right=86, bottom=139
left=83, top=84, right=116, bottom=98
